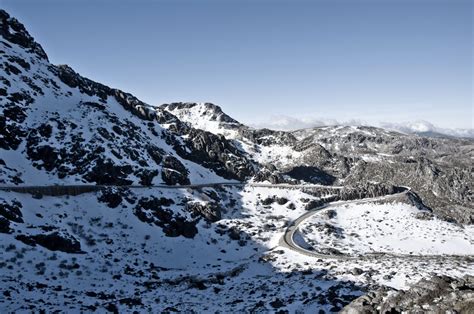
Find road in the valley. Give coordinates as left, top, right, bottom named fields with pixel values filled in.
left=279, top=191, right=408, bottom=260
left=279, top=189, right=473, bottom=261
left=1, top=182, right=472, bottom=260
left=0, top=182, right=343, bottom=191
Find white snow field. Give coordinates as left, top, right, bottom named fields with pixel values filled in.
left=299, top=202, right=474, bottom=256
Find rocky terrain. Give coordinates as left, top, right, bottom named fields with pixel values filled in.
left=1, top=9, right=473, bottom=312
left=163, top=103, right=474, bottom=224
left=342, top=275, right=474, bottom=313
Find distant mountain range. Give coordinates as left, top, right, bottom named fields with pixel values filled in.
left=251, top=117, right=474, bottom=139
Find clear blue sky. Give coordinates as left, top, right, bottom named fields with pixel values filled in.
left=3, top=0, right=473, bottom=129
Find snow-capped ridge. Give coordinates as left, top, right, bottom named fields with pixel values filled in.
left=162, top=102, right=240, bottom=124
left=160, top=102, right=243, bottom=138
left=0, top=10, right=48, bottom=61
left=0, top=10, right=255, bottom=186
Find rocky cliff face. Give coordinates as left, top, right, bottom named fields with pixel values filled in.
left=293, top=126, right=473, bottom=223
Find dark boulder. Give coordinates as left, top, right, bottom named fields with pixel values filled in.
left=97, top=188, right=124, bottom=208
left=305, top=199, right=325, bottom=211
left=133, top=196, right=197, bottom=238
left=0, top=198, right=23, bottom=222
left=269, top=298, right=285, bottom=309
left=276, top=197, right=288, bottom=205
left=0, top=217, right=12, bottom=233
left=27, top=145, right=58, bottom=171
left=161, top=155, right=190, bottom=185
left=146, top=145, right=164, bottom=165
left=261, top=197, right=275, bottom=206
left=84, top=159, right=133, bottom=185
left=162, top=218, right=198, bottom=239
left=16, top=232, right=83, bottom=253
left=138, top=169, right=158, bottom=186
left=186, top=202, right=222, bottom=222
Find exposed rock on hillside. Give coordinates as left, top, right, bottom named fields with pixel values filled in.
left=16, top=231, right=83, bottom=253
left=342, top=275, right=474, bottom=313
left=0, top=9, right=252, bottom=186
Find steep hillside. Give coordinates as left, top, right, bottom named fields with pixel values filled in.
left=0, top=10, right=254, bottom=186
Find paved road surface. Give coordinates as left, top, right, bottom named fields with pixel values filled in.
left=279, top=190, right=474, bottom=261
left=1, top=182, right=472, bottom=260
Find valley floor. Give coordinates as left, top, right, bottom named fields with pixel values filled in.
left=0, top=185, right=473, bottom=312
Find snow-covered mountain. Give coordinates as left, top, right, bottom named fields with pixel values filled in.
left=1, top=8, right=471, bottom=222
left=1, top=10, right=473, bottom=312
left=161, top=102, right=242, bottom=137
left=0, top=11, right=257, bottom=186
left=163, top=103, right=473, bottom=223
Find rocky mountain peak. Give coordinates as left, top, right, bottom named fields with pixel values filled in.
left=0, top=9, right=48, bottom=61
left=162, top=102, right=240, bottom=124
left=160, top=102, right=242, bottom=138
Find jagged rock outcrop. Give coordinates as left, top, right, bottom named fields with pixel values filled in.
left=133, top=195, right=198, bottom=238
left=172, top=128, right=254, bottom=180
left=186, top=201, right=222, bottom=222
left=0, top=197, right=23, bottom=223
left=344, top=156, right=473, bottom=223
left=16, top=231, right=83, bottom=253
left=284, top=166, right=336, bottom=185
left=342, top=275, right=474, bottom=313
left=0, top=10, right=48, bottom=61
left=161, top=156, right=190, bottom=185
left=162, top=102, right=241, bottom=125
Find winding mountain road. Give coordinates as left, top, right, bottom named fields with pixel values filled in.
left=1, top=182, right=472, bottom=261
left=279, top=190, right=474, bottom=261
left=279, top=191, right=408, bottom=260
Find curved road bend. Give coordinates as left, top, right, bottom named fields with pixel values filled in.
left=279, top=190, right=474, bottom=261
left=1, top=183, right=471, bottom=260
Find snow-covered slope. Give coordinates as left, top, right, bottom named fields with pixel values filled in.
left=300, top=202, right=474, bottom=256
left=0, top=10, right=258, bottom=185
left=2, top=186, right=472, bottom=312
left=0, top=185, right=366, bottom=312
